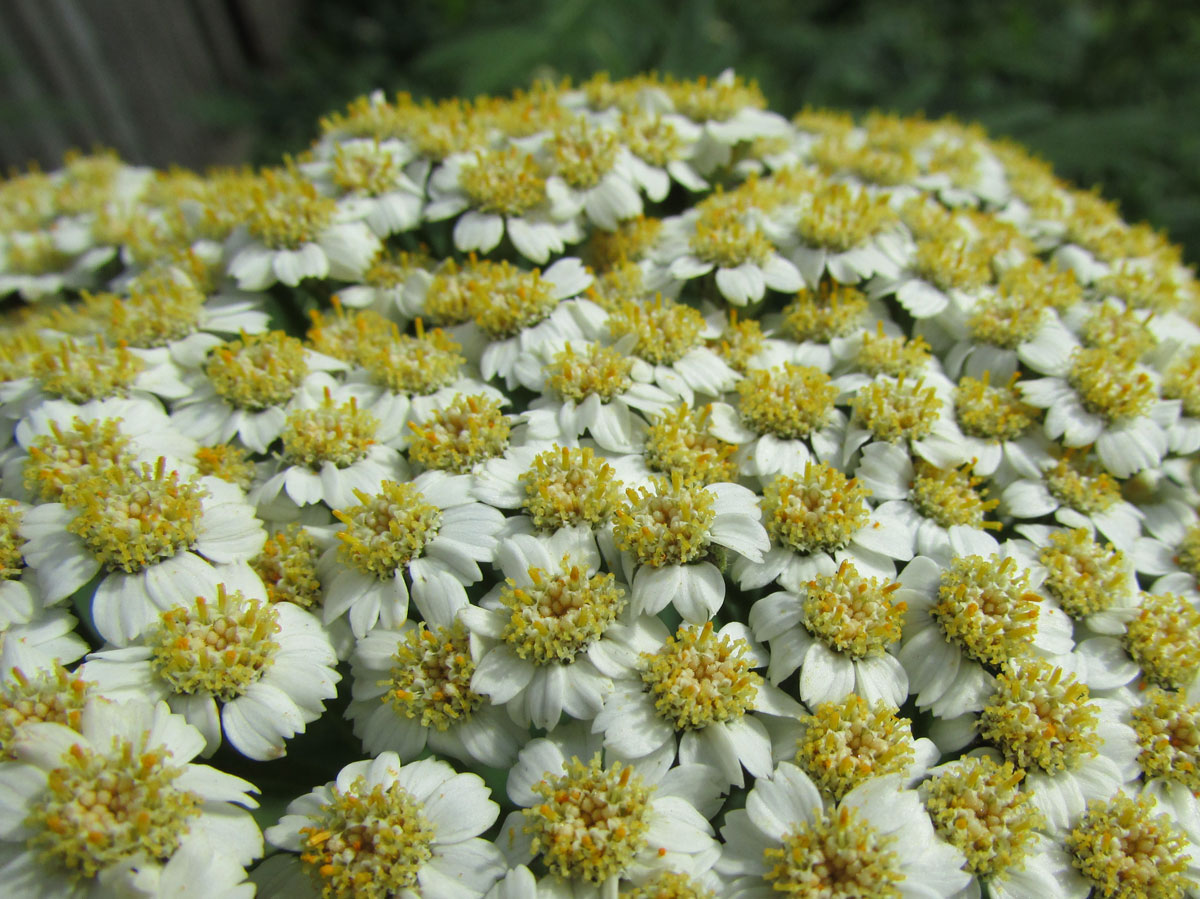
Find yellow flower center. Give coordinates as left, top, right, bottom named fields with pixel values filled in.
left=23, top=418, right=136, bottom=503
left=0, top=499, right=26, bottom=581
left=913, top=235, right=992, bottom=292
left=967, top=290, right=1047, bottom=350
left=1125, top=592, right=1200, bottom=690
left=852, top=374, right=941, bottom=443
left=281, top=394, right=379, bottom=470
left=644, top=404, right=738, bottom=487
left=299, top=775, right=436, bottom=899
left=621, top=114, right=685, bottom=168
left=1067, top=794, right=1194, bottom=899
left=524, top=754, right=653, bottom=884
left=924, top=756, right=1042, bottom=879
left=909, top=460, right=999, bottom=529
left=613, top=474, right=715, bottom=567
left=1163, top=346, right=1200, bottom=418
left=1081, top=303, right=1156, bottom=362
left=25, top=739, right=200, bottom=882
left=545, top=342, right=634, bottom=403
left=520, top=446, right=621, bottom=532
left=795, top=695, right=916, bottom=801
left=763, top=463, right=871, bottom=555
left=794, top=182, right=897, bottom=252
left=764, top=805, right=903, bottom=899
left=206, top=331, right=308, bottom=411
left=551, top=119, right=619, bottom=190
left=954, top=373, right=1038, bottom=441
left=1044, top=455, right=1121, bottom=514
left=500, top=557, right=625, bottom=665
left=107, top=270, right=204, bottom=348
left=333, top=480, right=442, bottom=579
left=667, top=72, right=765, bottom=122
left=331, top=140, right=406, bottom=196
left=931, top=555, right=1041, bottom=668
left=980, top=659, right=1100, bottom=774
left=149, top=585, right=280, bottom=703
left=1067, top=347, right=1156, bottom=423
left=252, top=525, right=323, bottom=610
left=459, top=147, right=546, bottom=216
left=689, top=201, right=773, bottom=269
left=0, top=666, right=89, bottom=759
left=608, top=297, right=703, bottom=366
left=1177, top=525, right=1200, bottom=581
left=737, top=363, right=837, bottom=440
left=856, top=327, right=931, bottom=379
left=244, top=170, right=337, bottom=250
left=998, top=259, right=1082, bottom=313
left=381, top=620, right=481, bottom=731
left=620, top=870, right=715, bottom=899
left=65, top=460, right=203, bottom=574
left=1098, top=264, right=1180, bottom=313
left=782, top=282, right=869, bottom=343
left=801, top=560, right=907, bottom=659
left=639, top=621, right=761, bottom=730
left=355, top=320, right=464, bottom=395
left=465, top=260, right=563, bottom=340
left=194, top=444, right=256, bottom=490
left=1132, top=688, right=1200, bottom=792
left=713, top=310, right=765, bottom=373
left=408, top=394, right=511, bottom=473
left=1039, top=528, right=1130, bottom=618
left=32, top=337, right=144, bottom=403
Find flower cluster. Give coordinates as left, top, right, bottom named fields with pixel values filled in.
left=0, top=69, right=1199, bottom=897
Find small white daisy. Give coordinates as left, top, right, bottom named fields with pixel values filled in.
left=717, top=766, right=970, bottom=898
left=304, top=137, right=425, bottom=237
left=79, top=579, right=339, bottom=761
left=265, top=751, right=506, bottom=899
left=0, top=696, right=262, bottom=897
left=316, top=469, right=504, bottom=637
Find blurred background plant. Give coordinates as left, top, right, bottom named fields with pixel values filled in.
left=2, top=0, right=1198, bottom=261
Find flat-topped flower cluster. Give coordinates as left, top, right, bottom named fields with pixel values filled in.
left=0, top=69, right=1199, bottom=897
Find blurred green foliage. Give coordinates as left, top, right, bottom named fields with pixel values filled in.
left=242, top=0, right=1200, bottom=263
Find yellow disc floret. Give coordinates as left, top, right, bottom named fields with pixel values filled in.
left=1132, top=688, right=1200, bottom=792
left=762, top=463, right=871, bottom=555
left=764, top=804, right=903, bottom=899
left=1039, top=528, right=1130, bottom=619
left=520, top=446, right=621, bottom=531
left=644, top=404, right=738, bottom=487
left=852, top=374, right=942, bottom=443
left=299, top=775, right=436, bottom=899
left=801, top=560, right=906, bottom=659
left=545, top=342, right=633, bottom=403
left=381, top=619, right=482, bottom=731
left=32, top=337, right=144, bottom=403
left=980, top=659, right=1100, bottom=773
left=909, top=460, right=999, bottom=529
left=0, top=666, right=90, bottom=759
left=1066, top=793, right=1194, bottom=899
left=856, top=325, right=931, bottom=379
left=464, top=261, right=563, bottom=340
left=1044, top=454, right=1121, bottom=514
left=737, top=363, right=837, bottom=440
left=333, top=481, right=442, bottom=579
left=23, top=418, right=136, bottom=503
left=355, top=320, right=463, bottom=395
left=639, top=621, right=761, bottom=730
left=613, top=473, right=715, bottom=567
left=252, top=525, right=323, bottom=610
left=524, top=754, right=653, bottom=884
left=408, top=393, right=511, bottom=473
left=1124, top=592, right=1200, bottom=690
left=459, top=147, right=546, bottom=216
left=782, top=282, right=869, bottom=343
left=607, top=296, right=703, bottom=366
left=0, top=499, right=26, bottom=580
left=924, top=755, right=1043, bottom=879
left=194, top=444, right=255, bottom=490
left=65, top=459, right=203, bottom=574
left=499, top=556, right=625, bottom=665
left=281, top=393, right=379, bottom=470
left=794, top=696, right=916, bottom=801
left=551, top=118, right=619, bottom=190
left=1067, top=347, right=1156, bottom=422
left=689, top=201, right=773, bottom=269
left=931, top=555, right=1041, bottom=668
left=149, top=584, right=280, bottom=703
left=1162, top=346, right=1200, bottom=419
left=794, top=181, right=897, bottom=252
left=244, top=169, right=337, bottom=250
left=206, top=331, right=308, bottom=410
left=25, top=738, right=200, bottom=882
left=954, top=373, right=1038, bottom=441
left=107, top=269, right=205, bottom=347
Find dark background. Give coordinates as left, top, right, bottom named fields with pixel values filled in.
left=3, top=0, right=1198, bottom=262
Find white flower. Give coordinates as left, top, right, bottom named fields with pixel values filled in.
left=498, top=725, right=723, bottom=898
left=718, top=766, right=970, bottom=898
left=750, top=559, right=910, bottom=707
left=894, top=537, right=1074, bottom=720
left=592, top=620, right=803, bottom=789
left=80, top=578, right=339, bottom=761
left=20, top=466, right=266, bottom=646
left=540, top=117, right=644, bottom=231
left=265, top=752, right=506, bottom=899
left=316, top=469, right=503, bottom=637
left=611, top=476, right=768, bottom=623
left=304, top=137, right=424, bottom=236
left=0, top=696, right=261, bottom=898
left=842, top=369, right=973, bottom=470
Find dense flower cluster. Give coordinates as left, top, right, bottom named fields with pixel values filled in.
left=0, top=70, right=1199, bottom=897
